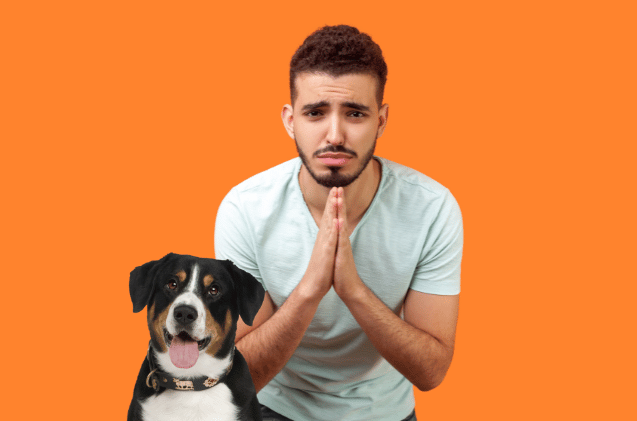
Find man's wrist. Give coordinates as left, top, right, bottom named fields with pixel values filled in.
left=336, top=275, right=368, bottom=304
left=294, top=275, right=329, bottom=306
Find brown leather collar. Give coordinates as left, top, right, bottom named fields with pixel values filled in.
left=145, top=342, right=234, bottom=392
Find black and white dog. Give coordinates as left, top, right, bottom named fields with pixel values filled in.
left=128, top=253, right=264, bottom=421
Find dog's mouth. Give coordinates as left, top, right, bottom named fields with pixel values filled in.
left=162, top=328, right=211, bottom=369
left=164, top=329, right=211, bottom=351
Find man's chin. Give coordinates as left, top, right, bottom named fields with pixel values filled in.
left=295, top=136, right=377, bottom=188
left=312, top=169, right=358, bottom=188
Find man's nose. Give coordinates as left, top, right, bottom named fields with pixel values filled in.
left=325, top=114, right=345, bottom=145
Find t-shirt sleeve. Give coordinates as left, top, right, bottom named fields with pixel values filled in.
left=214, top=188, right=266, bottom=290
left=410, top=189, right=463, bottom=295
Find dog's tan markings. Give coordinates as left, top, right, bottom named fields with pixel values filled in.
left=223, top=309, right=232, bottom=334
left=149, top=304, right=170, bottom=353
left=176, top=271, right=186, bottom=283
left=205, top=309, right=234, bottom=357
left=203, top=274, right=214, bottom=288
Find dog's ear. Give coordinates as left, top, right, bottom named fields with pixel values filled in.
left=223, top=260, right=265, bottom=326
left=129, top=253, right=174, bottom=313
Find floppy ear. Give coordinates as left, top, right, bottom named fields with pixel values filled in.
left=129, top=253, right=174, bottom=313
left=224, top=260, right=265, bottom=326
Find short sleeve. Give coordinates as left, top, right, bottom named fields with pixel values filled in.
left=214, top=188, right=265, bottom=289
left=410, top=189, right=463, bottom=295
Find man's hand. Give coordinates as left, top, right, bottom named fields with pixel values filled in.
left=298, top=187, right=339, bottom=300
left=333, top=188, right=365, bottom=299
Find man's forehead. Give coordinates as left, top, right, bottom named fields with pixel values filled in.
left=293, top=72, right=378, bottom=107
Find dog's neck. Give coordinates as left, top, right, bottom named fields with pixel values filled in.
left=145, top=343, right=234, bottom=392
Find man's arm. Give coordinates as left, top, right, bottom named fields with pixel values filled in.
left=235, top=288, right=320, bottom=392
left=333, top=190, right=459, bottom=391
left=233, top=187, right=341, bottom=392
left=338, top=284, right=458, bottom=391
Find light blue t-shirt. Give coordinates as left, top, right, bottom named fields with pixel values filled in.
left=215, top=157, right=463, bottom=421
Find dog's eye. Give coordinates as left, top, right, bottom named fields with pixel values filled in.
left=208, top=285, right=220, bottom=296
left=167, top=280, right=178, bottom=290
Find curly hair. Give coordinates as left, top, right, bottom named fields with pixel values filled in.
left=290, top=25, right=388, bottom=106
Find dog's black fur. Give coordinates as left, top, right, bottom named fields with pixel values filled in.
left=128, top=253, right=264, bottom=421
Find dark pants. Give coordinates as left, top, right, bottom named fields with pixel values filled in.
left=260, top=405, right=417, bottom=421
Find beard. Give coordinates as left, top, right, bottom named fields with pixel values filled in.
left=295, top=137, right=377, bottom=188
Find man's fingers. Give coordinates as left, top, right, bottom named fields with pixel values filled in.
left=322, top=187, right=338, bottom=227
left=338, top=217, right=349, bottom=248
left=329, top=217, right=339, bottom=249
left=318, top=188, right=339, bottom=254
left=337, top=188, right=351, bottom=252
left=336, top=187, right=346, bottom=232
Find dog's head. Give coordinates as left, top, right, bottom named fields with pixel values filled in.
left=130, top=253, right=264, bottom=374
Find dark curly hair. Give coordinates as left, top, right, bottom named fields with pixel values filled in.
left=290, top=25, right=388, bottom=106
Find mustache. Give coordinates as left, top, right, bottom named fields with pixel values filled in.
left=313, top=145, right=358, bottom=158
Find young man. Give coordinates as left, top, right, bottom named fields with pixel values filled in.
left=215, top=25, right=463, bottom=421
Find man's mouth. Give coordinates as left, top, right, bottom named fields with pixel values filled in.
left=164, top=328, right=211, bottom=351
left=317, top=153, right=352, bottom=166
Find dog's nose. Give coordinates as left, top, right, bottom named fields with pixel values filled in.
left=173, top=305, right=198, bottom=325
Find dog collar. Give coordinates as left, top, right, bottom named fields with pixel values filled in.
left=145, top=342, right=234, bottom=392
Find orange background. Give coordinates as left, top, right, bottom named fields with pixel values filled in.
left=1, top=1, right=635, bottom=419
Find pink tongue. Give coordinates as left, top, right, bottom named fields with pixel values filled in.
left=169, top=335, right=199, bottom=368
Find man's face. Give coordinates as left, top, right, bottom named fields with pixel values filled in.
left=282, top=72, right=388, bottom=188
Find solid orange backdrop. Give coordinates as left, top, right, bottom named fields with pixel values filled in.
left=1, top=1, right=635, bottom=420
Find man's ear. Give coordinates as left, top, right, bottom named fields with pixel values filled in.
left=377, top=103, right=389, bottom=138
left=129, top=253, right=174, bottom=313
left=281, top=104, right=295, bottom=139
left=223, top=260, right=265, bottom=326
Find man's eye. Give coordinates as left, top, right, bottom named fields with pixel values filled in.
left=349, top=111, right=364, bottom=118
left=305, top=110, right=322, bottom=117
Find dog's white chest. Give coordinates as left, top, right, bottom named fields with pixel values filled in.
left=141, top=384, right=238, bottom=421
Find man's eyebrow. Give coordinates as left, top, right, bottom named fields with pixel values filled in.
left=342, top=102, right=371, bottom=112
left=301, top=101, right=329, bottom=111
left=300, top=101, right=372, bottom=112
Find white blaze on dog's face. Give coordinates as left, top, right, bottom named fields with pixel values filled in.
left=166, top=264, right=206, bottom=342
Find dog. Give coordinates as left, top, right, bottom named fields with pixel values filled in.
left=128, top=253, right=265, bottom=421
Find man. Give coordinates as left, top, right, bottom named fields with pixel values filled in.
left=215, top=25, right=463, bottom=421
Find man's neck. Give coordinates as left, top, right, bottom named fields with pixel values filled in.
left=299, top=158, right=381, bottom=231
